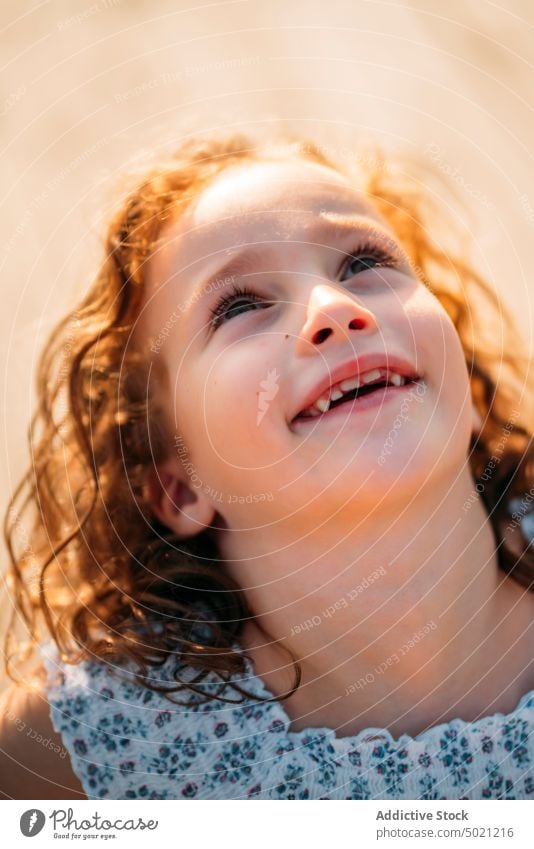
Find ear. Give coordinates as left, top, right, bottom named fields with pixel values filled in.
left=142, top=457, right=217, bottom=539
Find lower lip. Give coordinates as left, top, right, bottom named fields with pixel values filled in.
left=292, top=381, right=417, bottom=427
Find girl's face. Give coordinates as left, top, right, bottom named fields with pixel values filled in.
left=144, top=157, right=474, bottom=532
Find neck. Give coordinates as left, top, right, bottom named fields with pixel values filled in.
left=219, top=466, right=534, bottom=738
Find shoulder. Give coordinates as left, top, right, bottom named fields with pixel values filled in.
left=0, top=666, right=86, bottom=799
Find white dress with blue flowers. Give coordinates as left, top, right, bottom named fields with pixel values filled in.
left=41, top=637, right=534, bottom=800
left=41, top=509, right=534, bottom=801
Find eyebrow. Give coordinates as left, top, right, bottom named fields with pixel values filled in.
left=182, top=213, right=385, bottom=318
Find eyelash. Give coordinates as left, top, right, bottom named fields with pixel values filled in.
left=208, top=237, right=400, bottom=330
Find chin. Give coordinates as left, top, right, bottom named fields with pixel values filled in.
left=360, top=437, right=454, bottom=493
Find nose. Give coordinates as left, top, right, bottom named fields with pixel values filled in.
left=294, top=283, right=378, bottom=355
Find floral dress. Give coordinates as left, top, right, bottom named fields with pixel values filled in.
left=41, top=636, right=534, bottom=800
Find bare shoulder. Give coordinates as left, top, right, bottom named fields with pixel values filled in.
left=0, top=664, right=86, bottom=799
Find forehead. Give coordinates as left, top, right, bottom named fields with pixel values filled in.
left=147, top=158, right=385, bottom=288
left=190, top=157, right=376, bottom=229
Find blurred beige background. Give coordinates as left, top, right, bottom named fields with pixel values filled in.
left=1, top=0, right=533, bottom=686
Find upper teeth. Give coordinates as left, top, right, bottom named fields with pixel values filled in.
left=302, top=368, right=407, bottom=416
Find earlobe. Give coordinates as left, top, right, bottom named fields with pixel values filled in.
left=142, top=461, right=216, bottom=539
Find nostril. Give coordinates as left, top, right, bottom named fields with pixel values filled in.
left=312, top=328, right=333, bottom=344
left=312, top=317, right=365, bottom=344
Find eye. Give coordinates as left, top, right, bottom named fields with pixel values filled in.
left=208, top=284, right=272, bottom=330
left=340, top=238, right=399, bottom=281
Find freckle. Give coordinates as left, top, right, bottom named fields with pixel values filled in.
left=285, top=334, right=289, bottom=339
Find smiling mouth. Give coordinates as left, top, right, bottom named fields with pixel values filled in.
left=291, top=374, right=418, bottom=424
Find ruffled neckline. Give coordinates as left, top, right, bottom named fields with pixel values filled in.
left=41, top=634, right=534, bottom=755
left=231, top=641, right=534, bottom=752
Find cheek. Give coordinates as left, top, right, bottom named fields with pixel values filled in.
left=403, top=287, right=465, bottom=372
left=190, top=349, right=279, bottom=468
left=409, top=290, right=472, bottom=433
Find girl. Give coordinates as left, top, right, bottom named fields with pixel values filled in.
left=2, top=129, right=534, bottom=800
